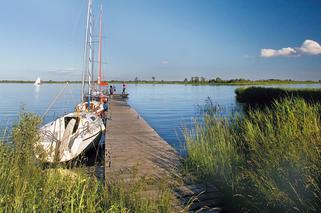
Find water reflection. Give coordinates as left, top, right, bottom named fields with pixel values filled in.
left=34, top=85, right=40, bottom=102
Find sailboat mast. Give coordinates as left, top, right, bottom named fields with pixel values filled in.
left=88, top=2, right=94, bottom=99
left=81, top=0, right=92, bottom=101
left=98, top=4, right=103, bottom=93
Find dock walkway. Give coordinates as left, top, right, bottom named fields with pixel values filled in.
left=105, top=99, right=180, bottom=180
left=104, top=98, right=223, bottom=212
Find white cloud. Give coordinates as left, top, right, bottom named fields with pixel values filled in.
left=260, top=39, right=321, bottom=58
left=297, top=40, right=321, bottom=55
left=160, top=60, right=169, bottom=64
left=46, top=68, right=79, bottom=75
left=261, top=47, right=296, bottom=57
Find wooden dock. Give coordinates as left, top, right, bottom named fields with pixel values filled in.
left=105, top=99, right=180, bottom=180
left=104, top=98, right=223, bottom=212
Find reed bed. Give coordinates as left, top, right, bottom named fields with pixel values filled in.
left=0, top=112, right=173, bottom=212
left=235, top=87, right=321, bottom=106
left=185, top=98, right=321, bottom=212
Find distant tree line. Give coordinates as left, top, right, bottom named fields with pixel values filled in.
left=189, top=76, right=207, bottom=83
left=1, top=78, right=321, bottom=85
left=183, top=77, right=321, bottom=85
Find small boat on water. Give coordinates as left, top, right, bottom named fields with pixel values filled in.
left=112, top=93, right=129, bottom=99
left=34, top=77, right=41, bottom=86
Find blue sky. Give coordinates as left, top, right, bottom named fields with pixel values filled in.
left=0, top=0, right=320, bottom=81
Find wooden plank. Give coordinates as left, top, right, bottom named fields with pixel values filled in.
left=105, top=99, right=180, bottom=179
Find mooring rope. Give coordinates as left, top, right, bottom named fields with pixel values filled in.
left=42, top=83, right=69, bottom=119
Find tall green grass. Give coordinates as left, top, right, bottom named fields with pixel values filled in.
left=185, top=98, right=321, bottom=212
left=0, top=112, right=174, bottom=212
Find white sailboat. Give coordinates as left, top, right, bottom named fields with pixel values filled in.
left=34, top=77, right=41, bottom=86
left=36, top=0, right=105, bottom=163
left=38, top=112, right=104, bottom=162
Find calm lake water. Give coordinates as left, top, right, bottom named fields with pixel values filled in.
left=1, top=83, right=320, bottom=154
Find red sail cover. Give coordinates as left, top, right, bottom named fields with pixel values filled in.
left=100, top=81, right=108, bottom=86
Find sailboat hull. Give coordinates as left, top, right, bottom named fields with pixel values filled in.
left=37, top=112, right=105, bottom=163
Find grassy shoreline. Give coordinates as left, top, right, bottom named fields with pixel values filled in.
left=235, top=87, right=321, bottom=106
left=184, top=98, right=321, bottom=212
left=0, top=112, right=175, bottom=212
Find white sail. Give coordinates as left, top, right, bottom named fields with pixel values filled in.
left=34, top=77, right=41, bottom=86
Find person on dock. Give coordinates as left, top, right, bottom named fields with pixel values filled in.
left=109, top=85, right=114, bottom=97
left=122, top=82, right=126, bottom=94
left=96, top=96, right=108, bottom=126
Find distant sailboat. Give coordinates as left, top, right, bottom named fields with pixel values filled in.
left=34, top=77, right=41, bottom=86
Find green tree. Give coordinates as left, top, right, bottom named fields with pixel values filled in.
left=215, top=77, right=222, bottom=83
